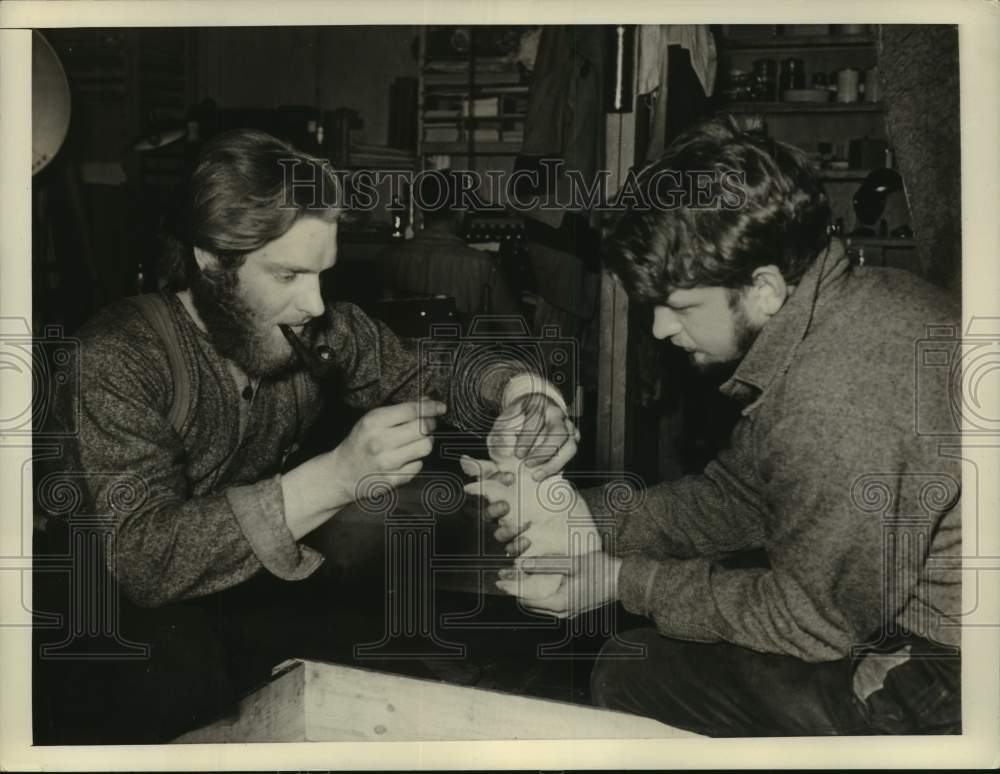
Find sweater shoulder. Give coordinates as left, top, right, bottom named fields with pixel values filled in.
left=73, top=295, right=176, bottom=398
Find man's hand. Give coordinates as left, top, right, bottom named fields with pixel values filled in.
left=332, top=397, right=446, bottom=496
left=467, top=473, right=598, bottom=559
left=496, top=550, right=623, bottom=618
left=282, top=397, right=445, bottom=539
left=489, top=392, right=579, bottom=481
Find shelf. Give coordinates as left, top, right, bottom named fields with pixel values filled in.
left=844, top=236, right=915, bottom=248
left=421, top=141, right=523, bottom=156
left=720, top=34, right=875, bottom=51
left=723, top=101, right=883, bottom=114
left=819, top=168, right=871, bottom=181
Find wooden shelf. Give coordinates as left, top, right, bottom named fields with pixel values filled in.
left=845, top=236, right=915, bottom=248
left=723, top=101, right=883, bottom=114
left=421, top=141, right=523, bottom=156
left=820, top=168, right=872, bottom=181
left=720, top=34, right=875, bottom=51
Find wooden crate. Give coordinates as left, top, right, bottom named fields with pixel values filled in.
left=173, top=658, right=700, bottom=743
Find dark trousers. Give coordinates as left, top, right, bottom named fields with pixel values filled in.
left=32, top=475, right=475, bottom=746
left=32, top=559, right=428, bottom=745
left=590, top=628, right=961, bottom=736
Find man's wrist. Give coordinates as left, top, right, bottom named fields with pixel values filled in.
left=609, top=554, right=624, bottom=603
left=281, top=452, right=350, bottom=540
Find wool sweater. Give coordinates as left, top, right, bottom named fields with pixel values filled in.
left=583, top=240, right=963, bottom=661
left=49, top=295, right=521, bottom=607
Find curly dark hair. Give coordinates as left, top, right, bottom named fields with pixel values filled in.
left=604, top=115, right=831, bottom=304
left=160, top=128, right=342, bottom=289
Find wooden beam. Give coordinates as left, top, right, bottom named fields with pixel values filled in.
left=595, top=28, right=637, bottom=473
left=174, top=659, right=700, bottom=743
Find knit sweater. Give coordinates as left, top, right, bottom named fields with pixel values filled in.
left=49, top=295, right=520, bottom=607
left=583, top=240, right=963, bottom=661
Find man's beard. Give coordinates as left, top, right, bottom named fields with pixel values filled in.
left=190, top=266, right=296, bottom=378
left=689, top=299, right=763, bottom=380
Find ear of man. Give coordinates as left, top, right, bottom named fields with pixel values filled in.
left=193, top=246, right=219, bottom=273
left=745, top=264, right=793, bottom=323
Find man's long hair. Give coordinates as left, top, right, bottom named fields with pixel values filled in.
left=160, top=128, right=342, bottom=289
left=604, top=115, right=831, bottom=304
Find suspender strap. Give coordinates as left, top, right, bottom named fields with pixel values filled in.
left=130, top=293, right=192, bottom=435
left=130, top=293, right=311, bottom=442
left=291, top=369, right=309, bottom=441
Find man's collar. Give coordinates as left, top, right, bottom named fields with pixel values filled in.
left=720, top=239, right=850, bottom=410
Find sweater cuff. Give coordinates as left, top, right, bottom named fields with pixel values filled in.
left=226, top=475, right=324, bottom=581
left=581, top=483, right=649, bottom=557
left=617, top=555, right=663, bottom=617
left=619, top=555, right=721, bottom=643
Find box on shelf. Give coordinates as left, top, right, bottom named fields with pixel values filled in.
left=462, top=96, right=499, bottom=117
left=423, top=124, right=461, bottom=143
left=472, top=122, right=501, bottom=143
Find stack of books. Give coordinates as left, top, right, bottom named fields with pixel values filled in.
left=463, top=96, right=499, bottom=117
left=423, top=124, right=461, bottom=143
left=472, top=122, right=501, bottom=143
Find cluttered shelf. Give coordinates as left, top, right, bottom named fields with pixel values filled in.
left=719, top=33, right=876, bottom=51
left=819, top=168, right=873, bottom=181
left=421, top=141, right=523, bottom=156
left=845, top=236, right=915, bottom=248
left=419, top=27, right=535, bottom=159
left=723, top=101, right=883, bottom=114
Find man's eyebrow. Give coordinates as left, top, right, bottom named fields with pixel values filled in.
left=665, top=293, right=698, bottom=308
left=266, top=262, right=315, bottom=274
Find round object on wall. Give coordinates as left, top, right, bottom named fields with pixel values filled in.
left=32, top=31, right=71, bottom=175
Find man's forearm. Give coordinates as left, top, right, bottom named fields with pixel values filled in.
left=280, top=451, right=353, bottom=540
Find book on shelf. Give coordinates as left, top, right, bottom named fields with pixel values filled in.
left=472, top=125, right=501, bottom=143
left=424, top=71, right=522, bottom=87
left=423, top=56, right=516, bottom=73
left=462, top=96, right=499, bottom=117
left=423, top=125, right=462, bottom=143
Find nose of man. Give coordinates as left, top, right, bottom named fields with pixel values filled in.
left=652, top=306, right=682, bottom=341
left=297, top=275, right=326, bottom=320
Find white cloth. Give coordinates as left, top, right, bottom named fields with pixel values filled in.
left=637, top=25, right=717, bottom=99
left=461, top=409, right=599, bottom=603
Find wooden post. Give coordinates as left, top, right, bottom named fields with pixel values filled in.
left=595, top=28, right=637, bottom=473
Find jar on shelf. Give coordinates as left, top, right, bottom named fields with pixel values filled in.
left=753, top=59, right=778, bottom=101
left=780, top=58, right=806, bottom=92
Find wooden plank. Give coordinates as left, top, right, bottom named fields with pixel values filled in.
left=174, top=660, right=700, bottom=743
left=595, top=34, right=637, bottom=472
left=173, top=660, right=306, bottom=744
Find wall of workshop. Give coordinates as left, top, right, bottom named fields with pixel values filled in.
left=196, top=26, right=419, bottom=146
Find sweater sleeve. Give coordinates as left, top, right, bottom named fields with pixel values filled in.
left=58, top=322, right=321, bottom=608
left=608, top=405, right=946, bottom=662
left=317, top=302, right=549, bottom=427
left=581, top=418, right=768, bottom=561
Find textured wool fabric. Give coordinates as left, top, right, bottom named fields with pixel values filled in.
left=582, top=239, right=962, bottom=662
left=46, top=294, right=523, bottom=607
